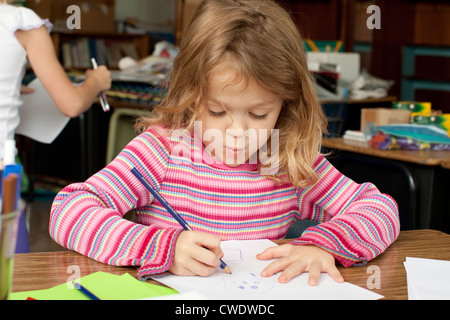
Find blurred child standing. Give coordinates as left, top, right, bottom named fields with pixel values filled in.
left=0, top=1, right=111, bottom=160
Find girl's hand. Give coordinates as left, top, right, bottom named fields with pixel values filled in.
left=85, top=66, right=111, bottom=92
left=169, top=231, right=224, bottom=277
left=257, top=244, right=344, bottom=286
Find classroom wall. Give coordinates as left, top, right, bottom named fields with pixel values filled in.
left=115, top=0, right=175, bottom=33
left=278, top=0, right=450, bottom=111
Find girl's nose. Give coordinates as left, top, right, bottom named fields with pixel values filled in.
left=226, top=128, right=248, bottom=138
left=226, top=115, right=248, bottom=135
left=225, top=126, right=248, bottom=150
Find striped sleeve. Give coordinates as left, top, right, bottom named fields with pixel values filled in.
left=49, top=128, right=182, bottom=279
left=292, top=155, right=400, bottom=267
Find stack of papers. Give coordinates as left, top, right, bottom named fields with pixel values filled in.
left=404, top=257, right=450, bottom=300
left=10, top=272, right=176, bottom=300
left=343, top=130, right=369, bottom=147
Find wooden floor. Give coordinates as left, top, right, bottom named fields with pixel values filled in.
left=28, top=201, right=67, bottom=252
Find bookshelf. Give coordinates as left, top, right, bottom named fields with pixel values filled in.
left=27, top=0, right=150, bottom=70
left=51, top=32, right=150, bottom=70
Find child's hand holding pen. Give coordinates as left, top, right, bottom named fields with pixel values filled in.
left=85, top=58, right=111, bottom=111
left=169, top=231, right=225, bottom=277
left=130, top=167, right=231, bottom=276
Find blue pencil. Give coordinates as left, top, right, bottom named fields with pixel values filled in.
left=73, top=281, right=101, bottom=300
left=131, top=167, right=232, bottom=274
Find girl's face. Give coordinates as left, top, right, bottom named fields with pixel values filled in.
left=198, top=64, right=283, bottom=167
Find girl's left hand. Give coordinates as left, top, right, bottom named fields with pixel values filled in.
left=257, top=244, right=344, bottom=286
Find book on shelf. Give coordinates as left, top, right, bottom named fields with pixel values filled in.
left=60, top=37, right=140, bottom=69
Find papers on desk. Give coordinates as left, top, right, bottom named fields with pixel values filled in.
left=153, top=239, right=383, bottom=300
left=72, top=70, right=165, bottom=85
left=404, top=257, right=450, bottom=300
left=10, top=272, right=177, bottom=300
left=16, top=78, right=70, bottom=144
left=10, top=240, right=385, bottom=300
left=110, top=70, right=165, bottom=85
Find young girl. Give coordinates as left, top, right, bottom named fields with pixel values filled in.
left=0, top=1, right=111, bottom=159
left=50, top=0, right=399, bottom=286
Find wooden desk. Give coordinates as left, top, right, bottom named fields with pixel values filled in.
left=11, top=230, right=450, bottom=300
left=320, top=96, right=398, bottom=105
left=441, top=159, right=450, bottom=170
left=322, top=137, right=450, bottom=166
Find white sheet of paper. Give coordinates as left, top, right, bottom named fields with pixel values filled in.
left=153, top=239, right=383, bottom=300
left=143, top=291, right=210, bottom=300
left=404, top=257, right=450, bottom=300
left=16, top=78, right=70, bottom=144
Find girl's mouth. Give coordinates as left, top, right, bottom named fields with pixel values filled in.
left=225, top=147, right=245, bottom=159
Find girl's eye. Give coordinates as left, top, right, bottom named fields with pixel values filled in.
left=250, top=113, right=268, bottom=120
left=208, top=110, right=226, bottom=117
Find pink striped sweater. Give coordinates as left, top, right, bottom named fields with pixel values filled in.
left=49, top=126, right=400, bottom=280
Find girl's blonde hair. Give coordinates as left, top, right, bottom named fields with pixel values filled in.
left=136, top=0, right=327, bottom=187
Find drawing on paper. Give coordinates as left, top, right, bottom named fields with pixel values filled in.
left=222, top=248, right=243, bottom=262
left=222, top=275, right=274, bottom=294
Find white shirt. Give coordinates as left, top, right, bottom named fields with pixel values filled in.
left=0, top=4, right=51, bottom=160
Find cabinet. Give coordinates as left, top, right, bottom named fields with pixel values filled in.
left=371, top=0, right=450, bottom=103
left=401, top=46, right=450, bottom=113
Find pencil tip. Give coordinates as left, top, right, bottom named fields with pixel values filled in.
left=224, top=266, right=232, bottom=274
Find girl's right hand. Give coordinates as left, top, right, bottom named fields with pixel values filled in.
left=85, top=65, right=112, bottom=92
left=169, top=231, right=224, bottom=277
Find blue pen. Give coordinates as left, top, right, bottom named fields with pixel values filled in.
left=73, top=281, right=101, bottom=300
left=131, top=167, right=232, bottom=274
